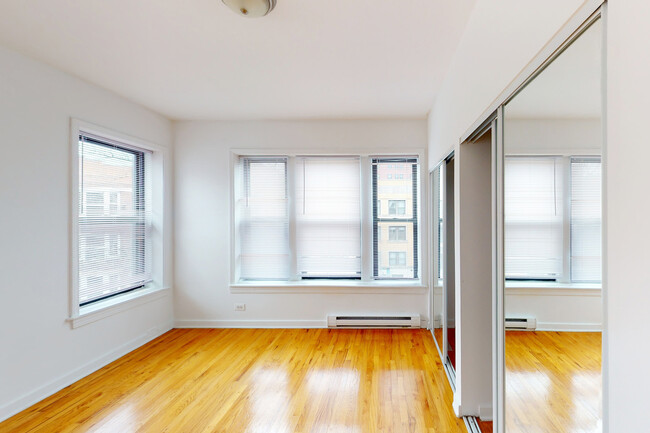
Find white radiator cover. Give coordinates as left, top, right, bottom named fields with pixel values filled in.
left=327, top=314, right=421, bottom=328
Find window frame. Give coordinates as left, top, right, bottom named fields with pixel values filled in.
left=230, top=149, right=426, bottom=290
left=77, top=136, right=149, bottom=306
left=69, top=119, right=170, bottom=328
left=372, top=157, right=419, bottom=280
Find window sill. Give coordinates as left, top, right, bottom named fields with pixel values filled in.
left=68, top=285, right=171, bottom=329
left=230, top=280, right=426, bottom=294
left=505, top=281, right=601, bottom=296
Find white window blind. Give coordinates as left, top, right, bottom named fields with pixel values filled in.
left=78, top=134, right=151, bottom=305
left=295, top=157, right=361, bottom=278
left=239, top=157, right=289, bottom=280
left=571, top=157, right=602, bottom=282
left=505, top=156, right=563, bottom=279
left=372, top=157, right=419, bottom=279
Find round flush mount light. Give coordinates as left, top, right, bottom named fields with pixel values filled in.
left=222, top=0, right=276, bottom=17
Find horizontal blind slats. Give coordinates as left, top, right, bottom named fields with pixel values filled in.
left=296, top=157, right=361, bottom=278
left=373, top=158, right=418, bottom=279
left=78, top=136, right=151, bottom=305
left=239, top=158, right=289, bottom=280
left=570, top=158, right=602, bottom=282
left=505, top=157, right=563, bottom=279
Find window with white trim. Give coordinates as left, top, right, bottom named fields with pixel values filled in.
left=372, top=157, right=419, bottom=279
left=504, top=155, right=601, bottom=283
left=235, top=154, right=420, bottom=282
left=77, top=134, right=152, bottom=305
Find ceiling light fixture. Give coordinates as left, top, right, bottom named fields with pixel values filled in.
left=222, top=0, right=276, bottom=18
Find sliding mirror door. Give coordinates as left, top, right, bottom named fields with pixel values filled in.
left=431, top=165, right=444, bottom=355
left=502, top=18, right=603, bottom=433
left=443, top=156, right=456, bottom=375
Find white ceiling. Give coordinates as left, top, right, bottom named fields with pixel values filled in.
left=0, top=0, right=477, bottom=120
left=506, top=19, right=602, bottom=120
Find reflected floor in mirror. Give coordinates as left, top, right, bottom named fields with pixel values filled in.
left=502, top=331, right=601, bottom=433
left=1, top=329, right=469, bottom=433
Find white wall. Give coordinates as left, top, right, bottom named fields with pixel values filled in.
left=427, top=0, right=587, bottom=167
left=505, top=118, right=601, bottom=155
left=428, top=0, right=650, bottom=430
left=505, top=286, right=601, bottom=331
left=173, top=119, right=428, bottom=327
left=0, top=45, right=174, bottom=420
left=605, top=1, right=650, bottom=431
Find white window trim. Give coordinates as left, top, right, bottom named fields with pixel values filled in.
left=68, top=119, right=169, bottom=328
left=505, top=280, right=601, bottom=297
left=229, top=148, right=428, bottom=290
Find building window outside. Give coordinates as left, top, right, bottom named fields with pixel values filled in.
left=389, top=252, right=407, bottom=266
left=388, top=200, right=406, bottom=216
left=388, top=226, right=407, bottom=241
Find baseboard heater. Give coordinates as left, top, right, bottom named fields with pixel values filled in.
left=505, top=317, right=537, bottom=331
left=327, top=314, right=420, bottom=329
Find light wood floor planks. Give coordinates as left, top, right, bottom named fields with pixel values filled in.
left=477, top=331, right=602, bottom=433
left=1, top=329, right=467, bottom=433
left=505, top=331, right=601, bottom=433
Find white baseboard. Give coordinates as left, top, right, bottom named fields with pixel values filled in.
left=174, top=319, right=327, bottom=328
left=0, top=321, right=173, bottom=423
left=535, top=321, right=602, bottom=332
left=478, top=404, right=493, bottom=421
left=174, top=319, right=430, bottom=329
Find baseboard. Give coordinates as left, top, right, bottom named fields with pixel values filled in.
left=535, top=321, right=602, bottom=332
left=174, top=319, right=327, bottom=328
left=174, top=319, right=429, bottom=329
left=0, top=321, right=173, bottom=423
left=478, top=404, right=493, bottom=421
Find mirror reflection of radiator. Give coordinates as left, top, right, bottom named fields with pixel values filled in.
left=505, top=317, right=537, bottom=331
left=327, top=315, right=420, bottom=328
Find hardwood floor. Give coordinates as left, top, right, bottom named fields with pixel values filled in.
left=505, top=331, right=601, bottom=433
left=1, top=329, right=467, bottom=433
left=477, top=331, right=601, bottom=433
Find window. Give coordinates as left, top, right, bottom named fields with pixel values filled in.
left=388, top=200, right=406, bottom=215
left=505, top=156, right=563, bottom=280
left=235, top=154, right=420, bottom=282
left=571, top=157, right=602, bottom=282
left=239, top=157, right=289, bottom=280
left=388, top=226, right=407, bottom=241
left=389, top=252, right=407, bottom=266
left=373, top=158, right=418, bottom=279
left=295, top=157, right=361, bottom=278
left=77, top=134, right=152, bottom=305
left=504, top=155, right=602, bottom=283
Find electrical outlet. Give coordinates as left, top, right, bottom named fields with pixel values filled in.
left=234, top=303, right=246, bottom=311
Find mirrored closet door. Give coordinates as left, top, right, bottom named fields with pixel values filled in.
left=502, top=17, right=603, bottom=433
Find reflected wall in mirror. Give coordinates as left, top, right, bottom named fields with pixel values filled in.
left=503, top=18, right=603, bottom=433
